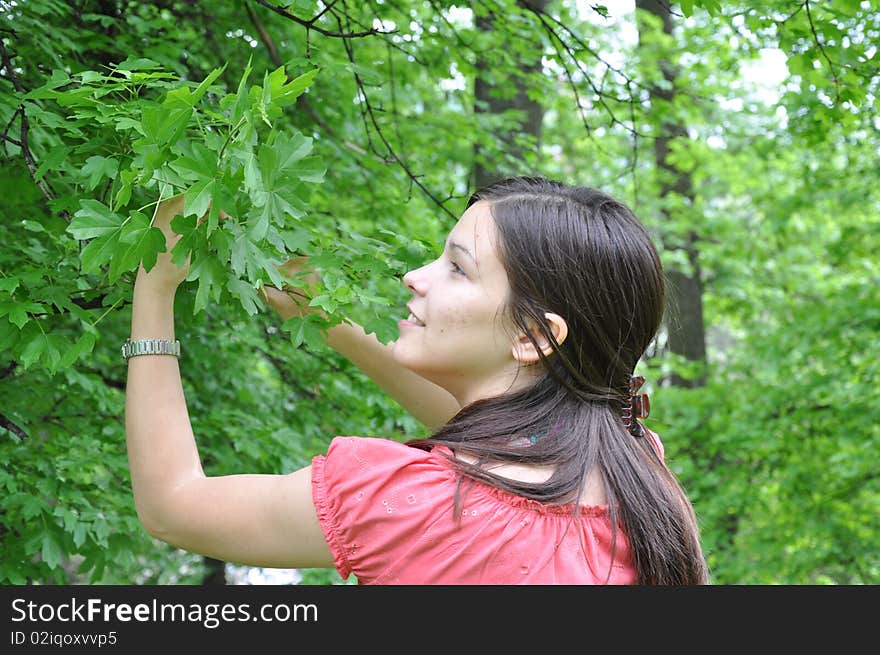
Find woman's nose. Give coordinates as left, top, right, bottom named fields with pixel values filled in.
left=402, top=264, right=428, bottom=295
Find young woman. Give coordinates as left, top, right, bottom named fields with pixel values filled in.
left=124, top=176, right=709, bottom=584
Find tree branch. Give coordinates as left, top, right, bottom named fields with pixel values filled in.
left=803, top=0, right=841, bottom=104
left=255, top=340, right=354, bottom=417
left=352, top=0, right=429, bottom=66
left=245, top=0, right=283, bottom=68
left=0, top=413, right=28, bottom=441
left=338, top=16, right=458, bottom=220
left=0, top=361, right=18, bottom=379
left=0, top=41, right=70, bottom=221
left=251, top=0, right=392, bottom=39
left=244, top=0, right=373, bottom=162
left=525, top=4, right=644, bottom=137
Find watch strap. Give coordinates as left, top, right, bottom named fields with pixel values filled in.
left=121, top=339, right=181, bottom=360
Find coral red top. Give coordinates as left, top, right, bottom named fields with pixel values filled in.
left=311, top=436, right=661, bottom=585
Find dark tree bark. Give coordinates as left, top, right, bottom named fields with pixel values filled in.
left=201, top=556, right=228, bottom=585
left=473, top=0, right=549, bottom=191
left=635, top=0, right=707, bottom=387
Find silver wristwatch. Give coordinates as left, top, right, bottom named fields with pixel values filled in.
left=121, top=339, right=181, bottom=360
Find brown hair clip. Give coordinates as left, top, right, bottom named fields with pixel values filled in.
left=622, top=375, right=650, bottom=437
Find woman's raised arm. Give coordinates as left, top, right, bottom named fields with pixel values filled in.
left=124, top=195, right=333, bottom=568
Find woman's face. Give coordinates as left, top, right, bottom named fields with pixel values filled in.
left=392, top=200, right=532, bottom=404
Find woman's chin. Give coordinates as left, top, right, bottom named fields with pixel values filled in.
left=390, top=342, right=417, bottom=370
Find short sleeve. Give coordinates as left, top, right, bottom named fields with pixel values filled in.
left=311, top=436, right=452, bottom=583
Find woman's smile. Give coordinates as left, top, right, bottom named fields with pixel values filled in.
left=400, top=304, right=426, bottom=328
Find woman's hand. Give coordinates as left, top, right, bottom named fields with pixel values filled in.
left=261, top=257, right=325, bottom=321
left=137, top=194, right=190, bottom=293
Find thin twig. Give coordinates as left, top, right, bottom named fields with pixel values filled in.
left=338, top=16, right=457, bottom=219
left=340, top=0, right=429, bottom=66
left=526, top=5, right=643, bottom=137
left=252, top=0, right=392, bottom=38
left=312, top=0, right=341, bottom=23
left=426, top=0, right=478, bottom=52
left=803, top=0, right=841, bottom=104
left=527, top=2, right=646, bottom=90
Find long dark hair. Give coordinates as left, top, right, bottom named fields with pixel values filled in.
left=409, top=176, right=708, bottom=584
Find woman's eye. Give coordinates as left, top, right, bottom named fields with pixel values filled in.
left=450, top=261, right=465, bottom=276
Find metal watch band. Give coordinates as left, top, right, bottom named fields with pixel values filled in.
left=121, top=339, right=181, bottom=360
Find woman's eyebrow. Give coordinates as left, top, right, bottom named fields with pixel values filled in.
left=446, top=239, right=477, bottom=265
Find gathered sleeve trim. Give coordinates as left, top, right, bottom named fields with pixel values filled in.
left=310, top=451, right=353, bottom=580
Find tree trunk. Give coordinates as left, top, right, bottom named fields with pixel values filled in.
left=201, top=556, right=228, bottom=585
left=473, top=0, right=549, bottom=190
left=635, top=0, right=707, bottom=387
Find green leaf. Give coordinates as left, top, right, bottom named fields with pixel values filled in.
left=244, top=154, right=263, bottom=197
left=287, top=156, right=326, bottom=184
left=230, top=57, right=254, bottom=125
left=170, top=142, right=218, bottom=181
left=78, top=70, right=103, bottom=85
left=69, top=200, right=122, bottom=240
left=81, top=155, right=119, bottom=191
left=0, top=277, right=19, bottom=295
left=264, top=66, right=319, bottom=109
left=41, top=533, right=63, bottom=570
left=21, top=220, right=46, bottom=233
left=191, top=257, right=225, bottom=314
left=184, top=178, right=216, bottom=219
left=273, top=131, right=314, bottom=171
left=283, top=314, right=327, bottom=350
left=308, top=294, right=338, bottom=313
left=93, top=517, right=110, bottom=547
left=20, top=332, right=49, bottom=369
left=226, top=277, right=262, bottom=315
left=280, top=228, right=312, bottom=254
left=170, top=214, right=199, bottom=268
left=80, top=551, right=105, bottom=580
left=21, top=70, right=70, bottom=100
left=7, top=302, right=45, bottom=329
left=80, top=230, right=122, bottom=274
left=113, top=169, right=137, bottom=211
left=44, top=334, right=64, bottom=373
left=111, top=211, right=166, bottom=280
left=21, top=495, right=44, bottom=520
left=59, top=332, right=97, bottom=368
left=0, top=318, right=20, bottom=350
left=190, top=64, right=227, bottom=105
left=248, top=205, right=271, bottom=241
left=140, top=104, right=192, bottom=146
left=72, top=522, right=88, bottom=548
left=33, top=145, right=71, bottom=182
left=116, top=57, right=162, bottom=71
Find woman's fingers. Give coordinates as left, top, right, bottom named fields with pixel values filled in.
left=278, top=257, right=320, bottom=290
left=260, top=284, right=309, bottom=319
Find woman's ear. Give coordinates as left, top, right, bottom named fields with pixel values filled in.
left=511, top=312, right=568, bottom=364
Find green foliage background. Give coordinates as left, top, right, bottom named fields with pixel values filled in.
left=1, top=0, right=877, bottom=585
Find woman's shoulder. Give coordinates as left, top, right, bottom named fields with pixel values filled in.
left=323, top=435, right=437, bottom=463
left=316, top=436, right=452, bottom=485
